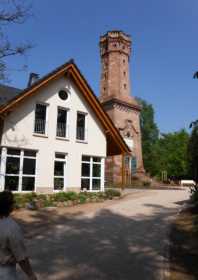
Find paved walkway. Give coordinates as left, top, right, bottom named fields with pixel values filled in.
left=15, top=188, right=190, bottom=280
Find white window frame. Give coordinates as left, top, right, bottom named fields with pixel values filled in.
left=76, top=111, right=88, bottom=143
left=56, top=107, right=70, bottom=140
left=33, top=102, right=49, bottom=137
left=53, top=153, right=67, bottom=192
left=81, top=156, right=104, bottom=192
left=0, top=147, right=37, bottom=192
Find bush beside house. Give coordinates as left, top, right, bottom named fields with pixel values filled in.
left=14, top=189, right=121, bottom=210
left=190, top=184, right=198, bottom=208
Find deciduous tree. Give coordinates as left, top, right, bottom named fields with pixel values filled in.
left=157, top=130, right=189, bottom=180
left=0, top=0, right=32, bottom=81
left=137, top=98, right=159, bottom=175
left=188, top=122, right=198, bottom=182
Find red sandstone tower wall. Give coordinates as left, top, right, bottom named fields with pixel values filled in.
left=99, top=30, right=144, bottom=185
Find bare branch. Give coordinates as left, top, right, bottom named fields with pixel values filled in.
left=0, top=0, right=33, bottom=81
left=0, top=34, right=32, bottom=59
left=0, top=0, right=32, bottom=24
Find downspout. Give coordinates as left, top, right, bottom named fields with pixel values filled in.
left=121, top=153, right=125, bottom=190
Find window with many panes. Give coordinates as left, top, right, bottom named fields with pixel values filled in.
left=54, top=153, right=67, bottom=191
left=34, top=103, right=47, bottom=134
left=56, top=108, right=68, bottom=138
left=4, top=148, right=36, bottom=192
left=76, top=112, right=87, bottom=141
left=81, top=156, right=103, bottom=191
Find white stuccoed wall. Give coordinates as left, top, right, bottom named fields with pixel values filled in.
left=1, top=76, right=106, bottom=191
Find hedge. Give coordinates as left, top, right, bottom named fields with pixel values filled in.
left=13, top=189, right=121, bottom=210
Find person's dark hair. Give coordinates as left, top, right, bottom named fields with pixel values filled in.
left=0, top=191, right=14, bottom=217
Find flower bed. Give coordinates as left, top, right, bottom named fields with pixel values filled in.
left=14, top=189, right=121, bottom=210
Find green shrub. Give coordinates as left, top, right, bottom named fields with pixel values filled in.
left=53, top=192, right=69, bottom=202
left=105, top=189, right=121, bottom=199
left=97, top=192, right=106, bottom=199
left=143, top=181, right=151, bottom=187
left=14, top=192, right=37, bottom=208
left=13, top=189, right=121, bottom=209
left=190, top=185, right=198, bottom=204
left=78, top=193, right=87, bottom=204
left=43, top=199, right=54, bottom=207
left=64, top=191, right=78, bottom=201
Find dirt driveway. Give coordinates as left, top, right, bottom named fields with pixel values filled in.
left=14, top=188, right=189, bottom=280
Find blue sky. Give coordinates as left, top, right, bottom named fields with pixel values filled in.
left=3, top=0, right=198, bottom=133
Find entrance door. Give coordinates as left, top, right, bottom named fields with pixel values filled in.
left=54, top=153, right=67, bottom=191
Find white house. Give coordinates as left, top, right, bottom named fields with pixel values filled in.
left=0, top=60, right=130, bottom=193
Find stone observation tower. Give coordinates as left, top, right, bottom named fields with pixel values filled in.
left=99, top=30, right=144, bottom=184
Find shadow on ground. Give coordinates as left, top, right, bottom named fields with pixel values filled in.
left=169, top=206, right=198, bottom=280
left=15, top=200, right=186, bottom=280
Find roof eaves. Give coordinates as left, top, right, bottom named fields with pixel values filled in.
left=70, top=62, right=131, bottom=154
left=0, top=59, right=74, bottom=114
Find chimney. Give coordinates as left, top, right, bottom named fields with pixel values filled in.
left=27, top=73, right=39, bottom=87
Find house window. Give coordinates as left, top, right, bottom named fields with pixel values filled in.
left=4, top=148, right=37, bottom=192
left=34, top=103, right=47, bottom=134
left=56, top=107, right=68, bottom=138
left=131, top=156, right=137, bottom=173
left=81, top=156, right=103, bottom=191
left=76, top=112, right=87, bottom=141
left=54, top=153, right=66, bottom=191
left=58, top=90, right=69, bottom=101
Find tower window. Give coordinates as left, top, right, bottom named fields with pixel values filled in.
left=103, top=87, right=106, bottom=92
left=123, top=71, right=126, bottom=76
left=124, top=84, right=127, bottom=89
left=123, top=59, right=125, bottom=64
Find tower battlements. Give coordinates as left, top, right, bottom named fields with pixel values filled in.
left=100, top=30, right=131, bottom=58
left=100, top=30, right=131, bottom=42
left=99, top=30, right=139, bottom=108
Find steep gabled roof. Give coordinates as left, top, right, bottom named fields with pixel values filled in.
left=0, top=60, right=130, bottom=156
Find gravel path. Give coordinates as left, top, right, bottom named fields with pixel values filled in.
left=15, top=188, right=190, bottom=280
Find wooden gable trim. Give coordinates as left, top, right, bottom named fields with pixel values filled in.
left=0, top=64, right=71, bottom=114
left=69, top=65, right=130, bottom=154
left=0, top=61, right=130, bottom=154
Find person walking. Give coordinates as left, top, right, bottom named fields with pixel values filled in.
left=0, top=191, right=37, bottom=280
